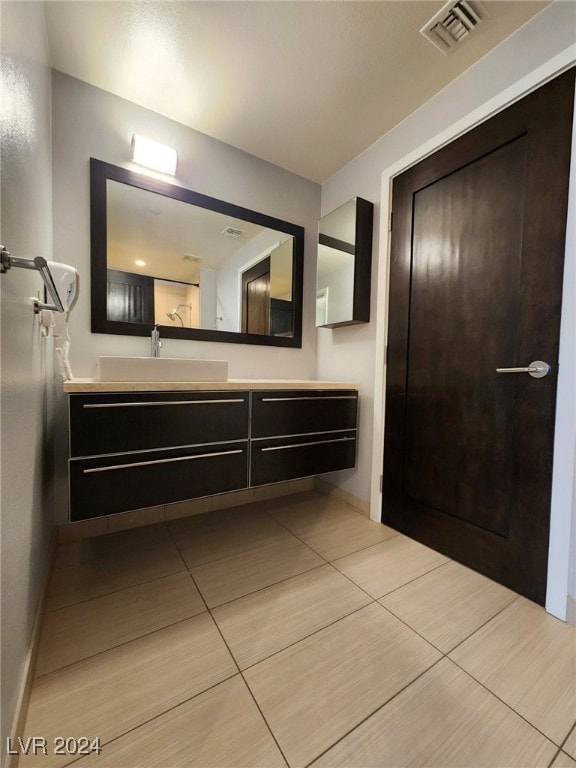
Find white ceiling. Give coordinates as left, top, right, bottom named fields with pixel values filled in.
left=44, top=1, right=549, bottom=183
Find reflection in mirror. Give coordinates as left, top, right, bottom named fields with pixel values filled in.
left=106, top=181, right=293, bottom=334
left=316, top=197, right=373, bottom=328
left=91, top=159, right=303, bottom=347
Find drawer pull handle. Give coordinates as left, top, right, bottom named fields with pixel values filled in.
left=261, top=436, right=356, bottom=452
left=83, top=399, right=245, bottom=409
left=83, top=449, right=243, bottom=473
left=260, top=396, right=357, bottom=402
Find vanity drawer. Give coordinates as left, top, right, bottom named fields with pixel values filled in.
left=251, top=431, right=357, bottom=486
left=251, top=390, right=358, bottom=438
left=70, top=391, right=249, bottom=457
left=69, top=441, right=249, bottom=521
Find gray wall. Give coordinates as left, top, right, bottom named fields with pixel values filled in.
left=0, top=2, right=56, bottom=762
left=51, top=71, right=320, bottom=381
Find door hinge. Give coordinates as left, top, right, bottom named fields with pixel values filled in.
left=388, top=211, right=393, bottom=232
left=379, top=475, right=383, bottom=492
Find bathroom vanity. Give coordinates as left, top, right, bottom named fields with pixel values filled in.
left=64, top=380, right=359, bottom=522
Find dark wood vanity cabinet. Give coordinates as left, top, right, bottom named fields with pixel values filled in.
left=70, top=391, right=249, bottom=456
left=68, top=388, right=358, bottom=522
left=69, top=391, right=250, bottom=521
left=250, top=390, right=358, bottom=486
left=69, top=443, right=249, bottom=521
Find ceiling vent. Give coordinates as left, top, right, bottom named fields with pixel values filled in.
left=421, top=0, right=485, bottom=55
left=183, top=253, right=202, bottom=262
left=222, top=226, right=244, bottom=239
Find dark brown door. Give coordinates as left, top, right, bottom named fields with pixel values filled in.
left=242, top=257, right=270, bottom=335
left=383, top=70, right=574, bottom=604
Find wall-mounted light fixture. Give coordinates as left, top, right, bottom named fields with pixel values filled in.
left=131, top=134, right=178, bottom=176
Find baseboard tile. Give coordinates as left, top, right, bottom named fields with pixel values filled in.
left=57, top=515, right=108, bottom=543
left=164, top=497, right=213, bottom=522
left=314, top=477, right=370, bottom=518
left=252, top=478, right=314, bottom=502
left=4, top=531, right=57, bottom=768
left=58, top=480, right=317, bottom=541
left=58, top=506, right=165, bottom=542
left=107, top=505, right=165, bottom=533
left=566, top=594, right=576, bottom=626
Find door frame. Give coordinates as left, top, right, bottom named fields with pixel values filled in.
left=370, top=48, right=576, bottom=620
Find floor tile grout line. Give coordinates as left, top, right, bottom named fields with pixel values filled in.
left=441, top=594, right=521, bottom=655
left=33, top=612, right=207, bottom=681
left=262, top=491, right=369, bottom=523
left=368, top=558, right=452, bottom=598
left=233, top=665, right=291, bottom=768
left=547, top=747, right=563, bottom=768
left=371, top=559, right=453, bottom=599
left=166, top=517, right=203, bottom=572
left=237, top=599, right=378, bottom=673
left=330, top=556, right=450, bottom=605
left=325, top=531, right=403, bottom=562
left=448, top=656, right=567, bottom=748
left=168, top=517, right=290, bottom=765
left=53, top=520, right=175, bottom=561
left=40, top=525, right=205, bottom=679
left=178, top=507, right=335, bottom=606
left=324, top=560, right=389, bottom=603
left=170, top=502, right=404, bottom=678
left=263, top=509, right=459, bottom=622
left=258, top=500, right=400, bottom=571
left=180, top=530, right=301, bottom=570
left=205, top=562, right=328, bottom=610
left=44, top=564, right=189, bottom=615
left=259, top=511, right=332, bottom=564
left=48, top=671, right=242, bottom=768
left=183, top=561, right=291, bottom=768
left=374, top=602, right=454, bottom=654
left=302, top=656, right=446, bottom=768
left=188, top=499, right=455, bottom=762
left=256, top=506, right=391, bottom=609
left=264, top=504, right=404, bottom=564
left=167, top=506, right=385, bottom=768
left=556, top=718, right=576, bottom=758
left=380, top=591, right=520, bottom=658
left=40, top=532, right=207, bottom=678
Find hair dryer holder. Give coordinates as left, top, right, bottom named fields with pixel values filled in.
left=1, top=245, right=66, bottom=313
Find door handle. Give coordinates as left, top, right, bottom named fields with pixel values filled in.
left=496, top=360, right=550, bottom=378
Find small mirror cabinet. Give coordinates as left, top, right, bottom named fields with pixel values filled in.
left=316, top=197, right=373, bottom=328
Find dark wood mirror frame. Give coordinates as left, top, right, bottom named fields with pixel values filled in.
left=90, top=158, right=304, bottom=347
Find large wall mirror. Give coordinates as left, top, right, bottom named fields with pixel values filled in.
left=316, top=197, right=373, bottom=328
left=90, top=159, right=304, bottom=347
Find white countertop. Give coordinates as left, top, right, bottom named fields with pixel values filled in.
left=63, top=378, right=360, bottom=393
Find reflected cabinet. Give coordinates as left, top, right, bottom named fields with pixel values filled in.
left=316, top=197, right=373, bottom=328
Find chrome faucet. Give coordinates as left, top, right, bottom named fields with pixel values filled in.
left=150, top=325, right=162, bottom=358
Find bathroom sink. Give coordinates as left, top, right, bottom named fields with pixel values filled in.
left=97, top=356, right=229, bottom=382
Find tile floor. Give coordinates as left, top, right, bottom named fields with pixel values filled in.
left=19, top=491, right=576, bottom=768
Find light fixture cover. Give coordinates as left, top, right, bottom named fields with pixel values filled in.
left=131, top=135, right=177, bottom=175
